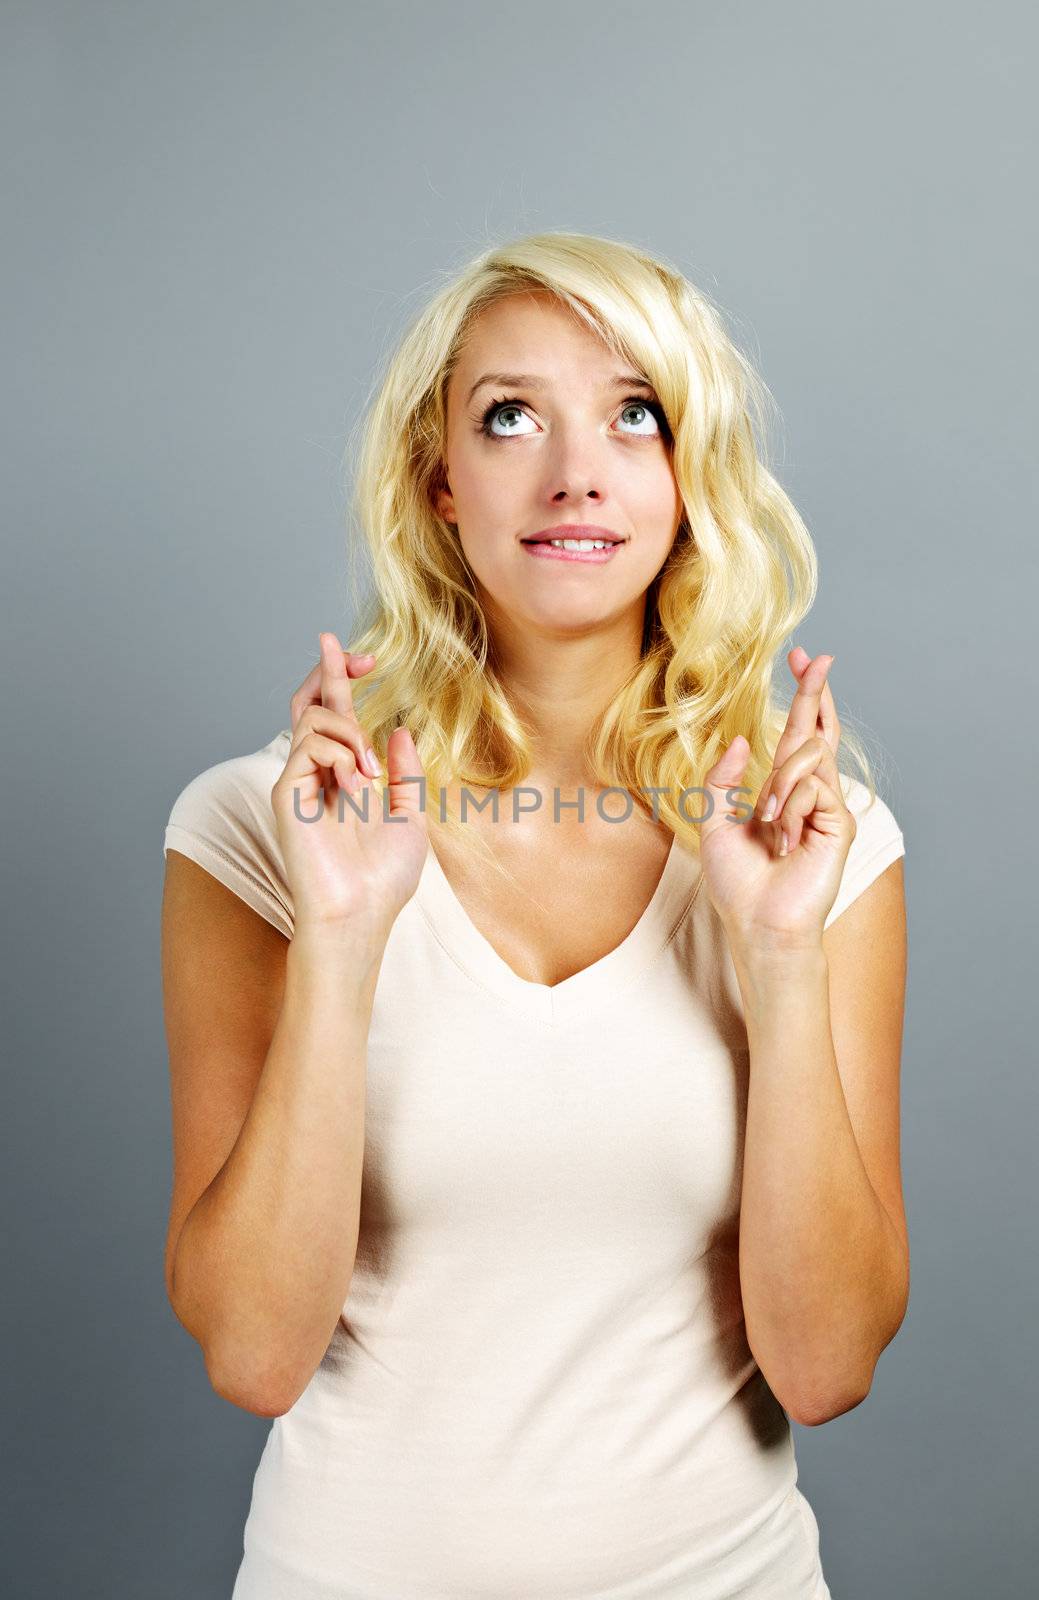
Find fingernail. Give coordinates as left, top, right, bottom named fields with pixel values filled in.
left=779, top=830, right=789, bottom=856
left=366, top=747, right=382, bottom=776
left=762, top=794, right=778, bottom=822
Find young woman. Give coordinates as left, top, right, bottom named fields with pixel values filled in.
left=161, top=231, right=908, bottom=1599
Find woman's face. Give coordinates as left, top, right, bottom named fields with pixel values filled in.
left=434, top=290, right=684, bottom=639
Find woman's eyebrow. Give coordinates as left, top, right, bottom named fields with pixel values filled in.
left=465, top=371, right=656, bottom=405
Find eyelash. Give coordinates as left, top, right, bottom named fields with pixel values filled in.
left=477, top=394, right=670, bottom=440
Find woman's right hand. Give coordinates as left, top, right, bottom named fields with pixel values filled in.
left=271, top=631, right=428, bottom=939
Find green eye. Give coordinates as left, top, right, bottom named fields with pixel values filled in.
left=479, top=399, right=535, bottom=437
left=477, top=395, right=669, bottom=439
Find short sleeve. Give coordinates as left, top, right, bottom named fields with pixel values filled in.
left=823, top=774, right=906, bottom=931
left=163, top=729, right=295, bottom=940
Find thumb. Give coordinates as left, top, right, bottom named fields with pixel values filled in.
left=383, top=725, right=427, bottom=821
left=698, top=734, right=752, bottom=844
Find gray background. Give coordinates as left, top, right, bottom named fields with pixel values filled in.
left=3, top=2, right=1034, bottom=1595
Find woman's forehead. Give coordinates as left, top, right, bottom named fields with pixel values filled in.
left=458, top=292, right=613, bottom=369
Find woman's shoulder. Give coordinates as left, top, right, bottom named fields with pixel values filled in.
left=163, top=728, right=294, bottom=938
left=165, top=727, right=292, bottom=837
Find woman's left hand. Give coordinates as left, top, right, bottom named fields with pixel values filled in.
left=694, top=648, right=856, bottom=951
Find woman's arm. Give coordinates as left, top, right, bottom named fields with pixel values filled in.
left=162, top=854, right=387, bottom=1417
left=730, top=857, right=909, bottom=1427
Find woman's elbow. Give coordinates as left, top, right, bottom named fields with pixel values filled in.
left=206, top=1349, right=298, bottom=1417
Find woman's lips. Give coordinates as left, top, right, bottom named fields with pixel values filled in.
left=521, top=540, right=622, bottom=564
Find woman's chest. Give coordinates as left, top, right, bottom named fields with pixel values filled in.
left=426, top=819, right=676, bottom=988
left=364, top=904, right=750, bottom=1250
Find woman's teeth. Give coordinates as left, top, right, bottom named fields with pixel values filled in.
left=545, top=538, right=611, bottom=550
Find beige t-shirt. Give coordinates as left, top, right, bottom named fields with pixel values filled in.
left=165, top=728, right=906, bottom=1599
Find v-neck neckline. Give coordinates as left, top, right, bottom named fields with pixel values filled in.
left=413, top=829, right=705, bottom=1025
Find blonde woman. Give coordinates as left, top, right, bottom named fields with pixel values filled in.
left=161, top=232, right=908, bottom=1599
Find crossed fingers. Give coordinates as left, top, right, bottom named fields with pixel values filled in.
left=754, top=651, right=846, bottom=854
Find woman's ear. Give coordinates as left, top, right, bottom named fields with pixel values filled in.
left=433, top=477, right=456, bottom=524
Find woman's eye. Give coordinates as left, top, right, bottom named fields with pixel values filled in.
left=478, top=395, right=667, bottom=439
left=616, top=400, right=664, bottom=436
left=481, top=401, right=537, bottom=437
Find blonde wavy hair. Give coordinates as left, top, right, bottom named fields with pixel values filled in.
left=337, top=229, right=881, bottom=890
